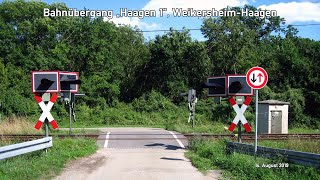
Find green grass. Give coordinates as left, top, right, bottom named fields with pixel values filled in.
left=0, top=139, right=21, bottom=146
left=186, top=139, right=320, bottom=180
left=288, top=128, right=320, bottom=134
left=165, top=122, right=230, bottom=134
left=59, top=123, right=167, bottom=129
left=0, top=138, right=98, bottom=180
left=257, top=140, right=320, bottom=154
left=49, top=128, right=101, bottom=135
left=56, top=107, right=183, bottom=128
left=167, top=121, right=320, bottom=135
left=61, top=119, right=320, bottom=136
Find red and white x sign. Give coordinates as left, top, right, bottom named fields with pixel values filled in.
left=34, top=93, right=59, bottom=130
left=228, top=97, right=252, bottom=132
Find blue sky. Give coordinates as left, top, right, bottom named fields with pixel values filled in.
left=30, top=1, right=320, bottom=40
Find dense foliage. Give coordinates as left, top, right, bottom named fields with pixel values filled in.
left=0, top=1, right=319, bottom=128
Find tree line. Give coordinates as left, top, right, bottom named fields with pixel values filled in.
left=0, top=0, right=319, bottom=128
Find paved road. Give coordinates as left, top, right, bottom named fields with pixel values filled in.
left=96, top=128, right=187, bottom=149
left=54, top=128, right=220, bottom=180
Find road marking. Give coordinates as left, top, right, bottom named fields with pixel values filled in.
left=104, top=132, right=111, bottom=148
left=169, top=131, right=185, bottom=149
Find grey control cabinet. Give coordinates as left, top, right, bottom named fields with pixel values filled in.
left=257, top=100, right=290, bottom=134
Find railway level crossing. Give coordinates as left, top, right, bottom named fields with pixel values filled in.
left=203, top=67, right=268, bottom=153
left=32, top=71, right=81, bottom=133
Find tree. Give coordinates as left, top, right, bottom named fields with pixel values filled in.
left=201, top=5, right=285, bottom=75
left=135, top=29, right=210, bottom=101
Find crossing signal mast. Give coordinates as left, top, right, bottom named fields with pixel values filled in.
left=187, top=89, right=197, bottom=128
left=180, top=89, right=198, bottom=129
left=32, top=71, right=83, bottom=136
left=203, top=67, right=268, bottom=151
left=203, top=74, right=254, bottom=142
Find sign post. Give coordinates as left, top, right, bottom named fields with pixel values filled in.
left=255, top=89, right=258, bottom=153
left=246, top=67, right=268, bottom=155
left=0, top=102, right=2, bottom=121
left=42, top=93, right=50, bottom=153
left=69, top=92, right=72, bottom=135
left=236, top=96, right=244, bottom=143
left=237, top=122, right=241, bottom=143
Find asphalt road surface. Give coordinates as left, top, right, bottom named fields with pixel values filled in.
left=54, top=128, right=220, bottom=180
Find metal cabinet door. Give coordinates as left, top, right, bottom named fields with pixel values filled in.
left=271, top=111, right=282, bottom=133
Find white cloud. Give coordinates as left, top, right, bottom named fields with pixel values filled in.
left=104, top=16, right=159, bottom=30
left=259, top=2, right=320, bottom=23
left=104, top=0, right=251, bottom=30
left=143, top=0, right=248, bottom=13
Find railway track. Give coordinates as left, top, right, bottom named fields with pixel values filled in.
left=184, top=133, right=320, bottom=141
left=0, top=134, right=99, bottom=141
left=1, top=133, right=320, bottom=141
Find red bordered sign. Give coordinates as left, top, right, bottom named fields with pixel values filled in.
left=246, top=67, right=268, bottom=89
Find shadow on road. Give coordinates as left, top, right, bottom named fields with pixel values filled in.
left=160, top=157, right=185, bottom=161
left=144, top=143, right=182, bottom=150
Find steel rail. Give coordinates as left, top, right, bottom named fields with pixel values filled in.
left=1, top=133, right=320, bottom=141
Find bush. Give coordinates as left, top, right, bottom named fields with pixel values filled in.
left=194, top=98, right=214, bottom=119
left=210, top=103, right=234, bottom=123
left=132, top=90, right=178, bottom=112
left=273, top=88, right=310, bottom=128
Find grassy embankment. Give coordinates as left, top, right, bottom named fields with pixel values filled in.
left=0, top=118, right=98, bottom=180
left=0, top=116, right=101, bottom=136
left=186, top=139, right=320, bottom=180
left=258, top=140, right=320, bottom=154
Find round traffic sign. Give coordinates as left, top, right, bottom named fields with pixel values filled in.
left=246, top=67, right=268, bottom=89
